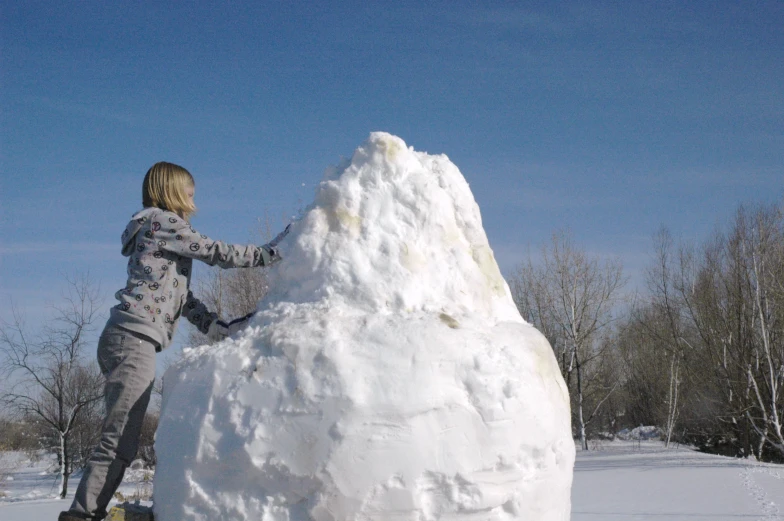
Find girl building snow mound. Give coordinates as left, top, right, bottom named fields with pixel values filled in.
left=59, top=162, right=290, bottom=521
left=154, top=133, right=575, bottom=521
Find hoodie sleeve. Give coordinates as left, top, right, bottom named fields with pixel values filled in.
left=151, top=213, right=275, bottom=268
left=182, top=290, right=218, bottom=334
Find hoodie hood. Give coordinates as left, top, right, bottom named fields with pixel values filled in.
left=121, top=208, right=160, bottom=256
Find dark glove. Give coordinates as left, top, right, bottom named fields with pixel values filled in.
left=207, top=313, right=255, bottom=343
left=261, top=244, right=282, bottom=265
left=269, top=223, right=291, bottom=248
left=207, top=319, right=228, bottom=342
left=260, top=224, right=291, bottom=266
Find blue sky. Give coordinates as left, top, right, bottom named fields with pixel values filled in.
left=1, top=1, right=783, bottom=365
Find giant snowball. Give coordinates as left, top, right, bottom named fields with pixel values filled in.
left=154, top=133, right=574, bottom=521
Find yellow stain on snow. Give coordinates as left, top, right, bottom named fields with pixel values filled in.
left=471, top=245, right=506, bottom=296
left=530, top=332, right=571, bottom=407
left=379, top=135, right=403, bottom=161
left=400, top=242, right=427, bottom=272
left=440, top=223, right=463, bottom=247
left=334, top=208, right=362, bottom=235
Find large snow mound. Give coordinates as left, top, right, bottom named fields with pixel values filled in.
left=155, top=133, right=575, bottom=521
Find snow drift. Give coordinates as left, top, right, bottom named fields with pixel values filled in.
left=154, top=133, right=574, bottom=520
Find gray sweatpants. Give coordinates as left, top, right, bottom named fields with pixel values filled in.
left=68, top=325, right=157, bottom=519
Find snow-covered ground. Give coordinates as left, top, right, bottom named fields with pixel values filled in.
left=0, top=451, right=152, bottom=521
left=572, top=441, right=783, bottom=520
left=2, top=441, right=781, bottom=520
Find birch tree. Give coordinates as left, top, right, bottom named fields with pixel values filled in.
left=641, top=229, right=700, bottom=447
left=670, top=204, right=784, bottom=459
left=739, top=205, right=784, bottom=456
left=510, top=230, right=626, bottom=449
left=0, top=275, right=104, bottom=498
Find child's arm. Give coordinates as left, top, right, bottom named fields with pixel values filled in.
left=181, top=290, right=219, bottom=335
left=183, top=291, right=254, bottom=343
left=151, top=213, right=280, bottom=268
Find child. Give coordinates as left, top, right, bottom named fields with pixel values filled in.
left=59, top=162, right=289, bottom=521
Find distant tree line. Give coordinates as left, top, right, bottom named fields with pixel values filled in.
left=508, top=201, right=784, bottom=463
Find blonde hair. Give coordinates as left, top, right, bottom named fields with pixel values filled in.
left=142, top=162, right=197, bottom=219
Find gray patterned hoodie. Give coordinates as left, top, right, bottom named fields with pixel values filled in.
left=107, top=207, right=276, bottom=350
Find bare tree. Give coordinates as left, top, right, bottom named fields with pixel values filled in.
left=0, top=274, right=105, bottom=498
left=639, top=228, right=702, bottom=447
left=674, top=232, right=750, bottom=454
left=510, top=230, right=626, bottom=449
left=617, top=305, right=670, bottom=429
left=186, top=261, right=271, bottom=347
left=510, top=258, right=566, bottom=368
left=660, top=204, right=784, bottom=460
left=738, top=205, right=784, bottom=456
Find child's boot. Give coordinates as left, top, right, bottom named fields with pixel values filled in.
left=58, top=512, right=89, bottom=521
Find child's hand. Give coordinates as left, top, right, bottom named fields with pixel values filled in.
left=226, top=313, right=254, bottom=336
left=207, top=313, right=255, bottom=343
left=207, top=320, right=229, bottom=342
left=262, top=245, right=283, bottom=265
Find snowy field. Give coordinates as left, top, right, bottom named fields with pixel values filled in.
left=572, top=441, right=783, bottom=520
left=1, top=441, right=781, bottom=521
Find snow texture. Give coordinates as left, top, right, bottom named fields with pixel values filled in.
left=153, top=133, right=575, bottom=521
left=3, top=442, right=784, bottom=521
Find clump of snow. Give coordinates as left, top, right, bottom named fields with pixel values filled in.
left=616, top=426, right=662, bottom=441
left=154, top=133, right=574, bottom=521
